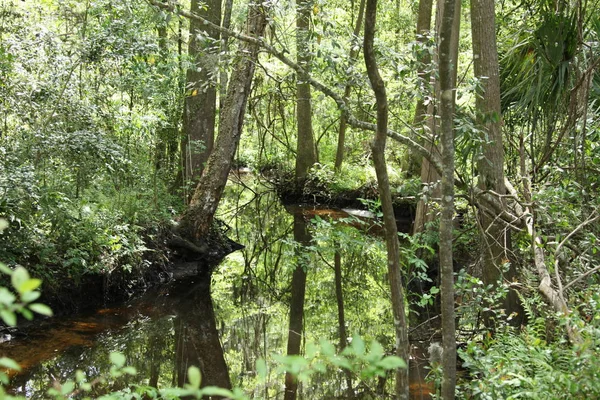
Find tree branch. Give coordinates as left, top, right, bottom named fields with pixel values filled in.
left=147, top=0, right=442, bottom=173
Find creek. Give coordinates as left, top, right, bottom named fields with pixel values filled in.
left=0, top=177, right=433, bottom=399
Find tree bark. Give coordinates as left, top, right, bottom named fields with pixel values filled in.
left=470, top=0, right=522, bottom=327
left=364, top=0, right=409, bottom=398
left=219, top=0, right=235, bottom=110
left=412, top=0, right=460, bottom=235
left=178, top=0, right=268, bottom=243
left=334, top=0, right=366, bottom=172
left=182, top=0, right=221, bottom=189
left=404, top=0, right=433, bottom=177
left=295, top=0, right=317, bottom=182
left=438, top=0, right=458, bottom=397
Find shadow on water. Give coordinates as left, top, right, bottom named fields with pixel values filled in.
left=1, top=177, right=434, bottom=399
left=2, top=269, right=229, bottom=398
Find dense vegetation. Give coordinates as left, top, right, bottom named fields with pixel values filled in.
left=1, top=0, right=600, bottom=398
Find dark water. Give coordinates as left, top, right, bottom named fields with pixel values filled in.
left=0, top=178, right=432, bottom=399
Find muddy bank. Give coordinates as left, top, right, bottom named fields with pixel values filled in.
left=272, top=174, right=416, bottom=229
left=7, top=221, right=243, bottom=323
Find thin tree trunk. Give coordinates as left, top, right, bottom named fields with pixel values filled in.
left=364, top=0, right=409, bottom=398
left=404, top=0, right=433, bottom=177
left=178, top=0, right=268, bottom=243
left=334, top=0, right=366, bottom=172
left=334, top=247, right=353, bottom=397
left=295, top=0, right=317, bottom=182
left=182, top=0, right=221, bottom=189
left=412, top=0, right=460, bottom=235
left=284, top=214, right=311, bottom=400
left=219, top=0, right=235, bottom=110
left=438, top=0, right=458, bottom=396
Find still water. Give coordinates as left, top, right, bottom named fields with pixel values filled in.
left=1, top=177, right=432, bottom=399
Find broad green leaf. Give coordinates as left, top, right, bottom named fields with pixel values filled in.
left=376, top=356, right=407, bottom=370
left=0, top=357, right=21, bottom=371
left=29, top=303, right=53, bottom=316
left=0, top=310, right=16, bottom=326
left=75, top=370, right=85, bottom=383
left=187, top=366, right=201, bottom=389
left=256, top=358, right=267, bottom=380
left=122, top=366, right=137, bottom=376
left=61, top=380, right=75, bottom=395
left=11, top=267, right=29, bottom=292
left=0, top=287, right=16, bottom=305
left=110, top=352, right=126, bottom=368
left=320, top=339, right=336, bottom=357
left=21, top=308, right=33, bottom=320
left=18, top=278, right=42, bottom=294
left=21, top=290, right=41, bottom=303
left=0, top=263, right=12, bottom=275
left=351, top=335, right=365, bottom=356
left=0, top=219, right=7, bottom=232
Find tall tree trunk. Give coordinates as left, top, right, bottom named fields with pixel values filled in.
left=178, top=0, right=268, bottom=244
left=438, top=0, right=458, bottom=396
left=364, top=0, right=409, bottom=398
left=470, top=0, right=521, bottom=327
left=334, top=0, right=366, bottom=172
left=295, top=0, right=317, bottom=182
left=412, top=0, right=461, bottom=235
left=284, top=214, right=311, bottom=400
left=403, top=0, right=433, bottom=177
left=182, top=0, right=221, bottom=191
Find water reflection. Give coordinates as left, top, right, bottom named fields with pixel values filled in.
left=3, top=273, right=229, bottom=398
left=2, top=177, right=432, bottom=399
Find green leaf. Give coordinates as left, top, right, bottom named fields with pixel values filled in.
left=0, top=357, right=21, bottom=371
left=320, top=339, right=336, bottom=357
left=122, top=366, right=137, bottom=376
left=0, top=310, right=16, bottom=326
left=21, top=308, right=33, bottom=320
left=110, top=352, right=126, bottom=368
left=18, top=278, right=42, bottom=294
left=201, top=387, right=235, bottom=397
left=376, top=356, right=407, bottom=370
left=0, top=263, right=12, bottom=275
left=0, top=219, right=7, bottom=232
left=29, top=303, right=53, bottom=316
left=75, top=370, right=85, bottom=383
left=256, top=358, right=267, bottom=380
left=187, top=366, right=201, bottom=389
left=0, top=287, right=16, bottom=305
left=351, top=335, right=365, bottom=356
left=21, top=290, right=41, bottom=303
left=11, top=267, right=29, bottom=292
left=61, top=380, right=75, bottom=395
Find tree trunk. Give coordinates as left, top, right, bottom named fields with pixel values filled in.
left=334, top=0, right=366, bottom=172
left=182, top=0, right=221, bottom=190
left=284, top=214, right=311, bottom=400
left=178, top=0, right=268, bottom=244
left=364, top=0, right=409, bottom=398
left=403, top=0, right=433, bottom=177
left=295, top=0, right=317, bottom=182
left=470, top=0, right=522, bottom=328
left=412, top=0, right=461, bottom=235
left=438, top=0, right=458, bottom=397
left=219, top=0, right=235, bottom=110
